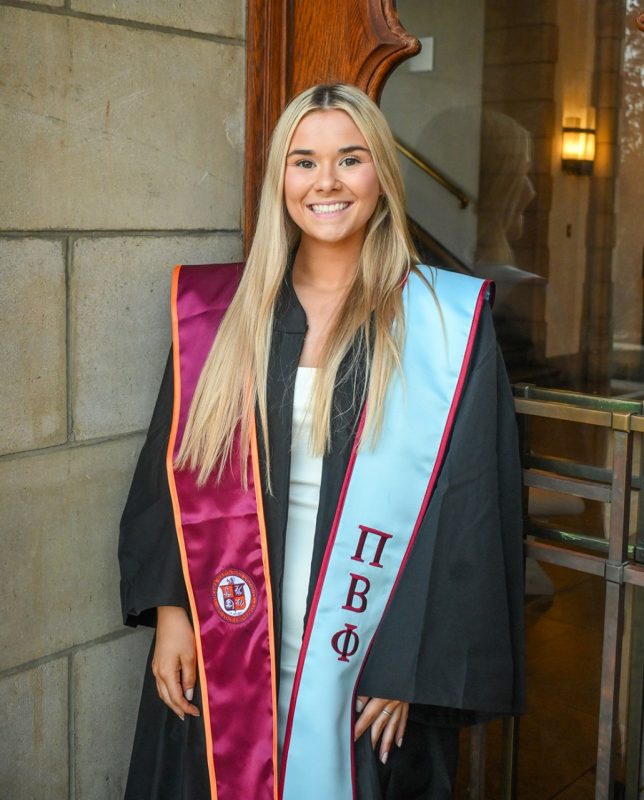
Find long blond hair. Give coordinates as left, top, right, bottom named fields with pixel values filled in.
left=177, top=84, right=420, bottom=488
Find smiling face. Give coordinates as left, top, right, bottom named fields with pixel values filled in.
left=283, top=109, right=382, bottom=254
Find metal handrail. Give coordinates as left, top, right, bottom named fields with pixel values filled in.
left=406, top=215, right=474, bottom=275
left=514, top=382, right=644, bottom=415
left=395, top=139, right=470, bottom=208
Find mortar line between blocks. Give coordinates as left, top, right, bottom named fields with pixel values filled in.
left=0, top=229, right=241, bottom=238
left=68, top=652, right=76, bottom=800
left=0, top=429, right=147, bottom=462
left=0, top=1, right=245, bottom=46
left=65, top=235, right=73, bottom=442
left=0, top=628, right=144, bottom=680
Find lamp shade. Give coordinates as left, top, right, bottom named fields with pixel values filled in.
left=562, top=116, right=595, bottom=175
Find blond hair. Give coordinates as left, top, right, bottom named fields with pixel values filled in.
left=177, top=83, right=420, bottom=488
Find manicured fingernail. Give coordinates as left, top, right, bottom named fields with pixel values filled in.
left=380, top=751, right=388, bottom=765
left=178, top=713, right=185, bottom=722
left=184, top=688, right=194, bottom=702
left=396, top=737, right=403, bottom=748
left=355, top=699, right=364, bottom=713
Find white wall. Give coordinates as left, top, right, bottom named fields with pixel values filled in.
left=380, top=0, right=486, bottom=265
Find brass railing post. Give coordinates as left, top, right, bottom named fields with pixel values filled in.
left=626, top=420, right=644, bottom=798
left=468, top=723, right=487, bottom=799
left=500, top=715, right=520, bottom=800
left=596, top=414, right=632, bottom=800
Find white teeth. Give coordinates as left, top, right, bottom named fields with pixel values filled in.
left=310, top=202, right=350, bottom=214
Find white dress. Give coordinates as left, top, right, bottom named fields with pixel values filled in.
left=277, top=367, right=323, bottom=757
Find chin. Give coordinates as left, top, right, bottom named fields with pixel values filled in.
left=305, top=227, right=351, bottom=244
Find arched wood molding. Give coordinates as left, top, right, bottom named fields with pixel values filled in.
left=243, top=0, right=420, bottom=248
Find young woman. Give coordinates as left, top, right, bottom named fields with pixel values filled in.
left=119, top=83, right=524, bottom=800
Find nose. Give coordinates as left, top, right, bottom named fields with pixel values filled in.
left=522, top=175, right=536, bottom=208
left=315, top=162, right=341, bottom=193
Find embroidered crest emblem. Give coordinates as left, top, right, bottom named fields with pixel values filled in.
left=212, top=569, right=257, bottom=624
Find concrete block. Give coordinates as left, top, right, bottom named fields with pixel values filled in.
left=0, top=7, right=244, bottom=230
left=0, top=436, right=144, bottom=671
left=72, top=0, right=244, bottom=38
left=597, top=71, right=622, bottom=110
left=483, top=63, right=556, bottom=103
left=485, top=24, right=558, bottom=65
left=0, top=238, right=67, bottom=455
left=73, top=630, right=153, bottom=799
left=595, top=142, right=619, bottom=179
left=596, top=35, right=623, bottom=73
left=521, top=208, right=550, bottom=243
left=587, top=212, right=616, bottom=249
left=596, top=0, right=626, bottom=39
left=486, top=0, right=556, bottom=29
left=483, top=99, right=556, bottom=139
left=0, top=658, right=68, bottom=798
left=71, top=233, right=242, bottom=440
left=596, top=113, right=618, bottom=145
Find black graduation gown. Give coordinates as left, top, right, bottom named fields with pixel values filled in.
left=118, top=270, right=525, bottom=800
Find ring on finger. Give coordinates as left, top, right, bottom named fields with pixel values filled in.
left=382, top=708, right=392, bottom=718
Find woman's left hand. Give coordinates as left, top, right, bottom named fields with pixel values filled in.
left=353, top=695, right=409, bottom=765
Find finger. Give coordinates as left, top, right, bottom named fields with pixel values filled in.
left=354, top=697, right=386, bottom=741
left=379, top=706, right=402, bottom=763
left=180, top=654, right=197, bottom=704
left=371, top=705, right=399, bottom=751
left=355, top=695, right=369, bottom=713
left=161, top=666, right=200, bottom=717
left=396, top=703, right=409, bottom=747
left=156, top=678, right=185, bottom=721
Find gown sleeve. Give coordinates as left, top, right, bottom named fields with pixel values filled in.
left=118, top=350, right=189, bottom=628
left=357, top=302, right=525, bottom=722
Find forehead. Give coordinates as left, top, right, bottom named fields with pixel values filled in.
left=289, top=109, right=367, bottom=148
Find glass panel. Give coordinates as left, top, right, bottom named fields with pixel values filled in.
left=457, top=564, right=605, bottom=800
left=381, top=0, right=644, bottom=397
left=624, top=582, right=644, bottom=795
left=381, top=1, right=644, bottom=796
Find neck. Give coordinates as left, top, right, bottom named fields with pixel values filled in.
left=292, top=234, right=364, bottom=290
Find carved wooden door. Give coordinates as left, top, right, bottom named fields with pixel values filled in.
left=243, top=0, right=419, bottom=243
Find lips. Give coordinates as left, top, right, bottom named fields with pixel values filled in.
left=308, top=201, right=352, bottom=215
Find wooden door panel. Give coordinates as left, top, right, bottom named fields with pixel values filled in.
left=244, top=0, right=419, bottom=245
left=289, top=2, right=418, bottom=99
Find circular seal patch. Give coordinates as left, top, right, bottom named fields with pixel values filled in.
left=212, top=568, right=257, bottom=624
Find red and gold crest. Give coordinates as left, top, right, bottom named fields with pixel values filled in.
left=212, top=568, right=257, bottom=624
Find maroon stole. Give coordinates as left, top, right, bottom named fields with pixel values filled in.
left=167, top=263, right=278, bottom=799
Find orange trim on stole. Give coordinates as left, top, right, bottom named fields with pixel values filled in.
left=249, top=417, right=279, bottom=800
left=166, top=264, right=218, bottom=800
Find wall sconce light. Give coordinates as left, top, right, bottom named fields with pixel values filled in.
left=561, top=112, right=596, bottom=175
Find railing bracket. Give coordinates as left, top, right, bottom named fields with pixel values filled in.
left=604, top=560, right=629, bottom=584
left=611, top=411, right=632, bottom=431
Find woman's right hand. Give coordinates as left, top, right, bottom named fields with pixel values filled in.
left=152, top=605, right=201, bottom=721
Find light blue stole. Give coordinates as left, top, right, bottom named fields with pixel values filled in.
left=280, top=266, right=491, bottom=799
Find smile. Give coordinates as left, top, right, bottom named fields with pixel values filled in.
left=308, top=202, right=352, bottom=215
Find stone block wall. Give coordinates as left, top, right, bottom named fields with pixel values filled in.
left=0, top=2, right=244, bottom=797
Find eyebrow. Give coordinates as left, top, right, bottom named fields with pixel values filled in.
left=286, top=145, right=371, bottom=157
